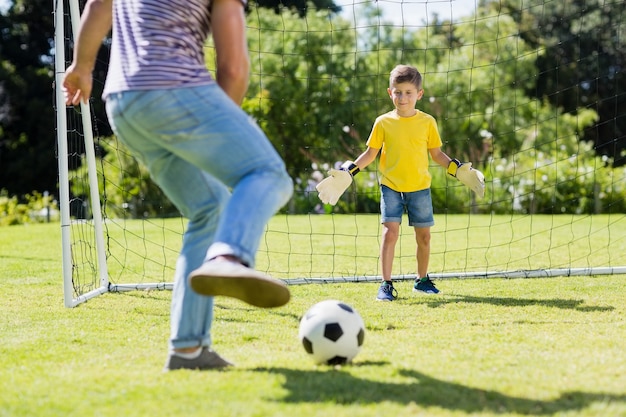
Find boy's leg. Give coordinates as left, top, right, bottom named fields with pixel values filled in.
left=406, top=188, right=435, bottom=278
left=377, top=186, right=404, bottom=301
left=379, top=185, right=405, bottom=281
left=377, top=222, right=400, bottom=301
left=381, top=222, right=400, bottom=281
left=405, top=189, right=439, bottom=294
left=414, top=227, right=431, bottom=279
left=413, top=227, right=439, bottom=294
left=112, top=86, right=292, bottom=307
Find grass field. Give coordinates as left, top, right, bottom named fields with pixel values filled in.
left=1, top=221, right=625, bottom=417
left=85, top=213, right=626, bottom=284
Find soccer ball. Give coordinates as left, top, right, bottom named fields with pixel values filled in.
left=298, top=300, right=365, bottom=365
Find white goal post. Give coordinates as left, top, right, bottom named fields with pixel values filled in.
left=55, top=0, right=626, bottom=308
left=55, top=0, right=175, bottom=307
left=54, top=0, right=107, bottom=307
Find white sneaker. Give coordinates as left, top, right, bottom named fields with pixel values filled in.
left=189, top=259, right=290, bottom=308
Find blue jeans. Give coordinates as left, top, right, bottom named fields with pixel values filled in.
left=105, top=84, right=293, bottom=350
left=380, top=185, right=434, bottom=228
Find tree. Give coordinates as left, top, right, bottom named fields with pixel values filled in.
left=238, top=3, right=617, bottom=215
left=496, top=0, right=626, bottom=166
left=2, top=0, right=623, bottom=216
left=0, top=0, right=58, bottom=196
left=243, top=5, right=370, bottom=179
left=0, top=0, right=343, bottom=198
left=251, top=0, right=340, bottom=17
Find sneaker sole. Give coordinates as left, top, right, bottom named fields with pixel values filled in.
left=190, top=265, right=290, bottom=308
left=164, top=348, right=234, bottom=371
left=412, top=288, right=439, bottom=294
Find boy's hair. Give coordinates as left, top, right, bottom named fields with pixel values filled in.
left=389, top=65, right=422, bottom=89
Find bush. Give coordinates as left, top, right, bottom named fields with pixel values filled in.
left=64, top=136, right=626, bottom=219
left=0, top=189, right=59, bottom=226
left=299, top=152, right=626, bottom=215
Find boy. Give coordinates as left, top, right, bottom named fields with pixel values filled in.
left=316, top=64, right=484, bottom=301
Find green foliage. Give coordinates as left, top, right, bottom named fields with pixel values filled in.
left=69, top=138, right=179, bottom=219
left=486, top=108, right=626, bottom=214
left=251, top=0, right=341, bottom=17
left=293, top=147, right=626, bottom=215
left=0, top=0, right=60, bottom=196
left=497, top=0, right=626, bottom=164
left=0, top=189, right=58, bottom=226
left=63, top=5, right=626, bottom=217
left=0, top=191, right=27, bottom=226
left=244, top=5, right=368, bottom=180
left=8, top=1, right=619, bottom=217
left=2, top=0, right=625, bottom=206
left=247, top=5, right=626, bottom=213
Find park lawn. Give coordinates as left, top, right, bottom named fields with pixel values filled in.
left=0, top=222, right=624, bottom=417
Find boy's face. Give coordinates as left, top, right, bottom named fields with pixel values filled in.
left=387, top=82, right=424, bottom=116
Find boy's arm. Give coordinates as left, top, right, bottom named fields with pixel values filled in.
left=429, top=147, right=452, bottom=169
left=354, top=147, right=379, bottom=171
left=315, top=147, right=379, bottom=205
left=430, top=148, right=486, bottom=198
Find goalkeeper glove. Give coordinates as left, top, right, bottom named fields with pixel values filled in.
left=447, top=159, right=485, bottom=198
left=316, top=161, right=360, bottom=205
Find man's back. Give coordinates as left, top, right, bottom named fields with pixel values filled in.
left=103, top=0, right=214, bottom=98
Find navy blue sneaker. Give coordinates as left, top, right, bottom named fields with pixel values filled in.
left=413, top=276, right=440, bottom=294
left=376, top=281, right=398, bottom=301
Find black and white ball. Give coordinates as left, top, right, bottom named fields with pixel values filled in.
left=298, top=300, right=365, bottom=365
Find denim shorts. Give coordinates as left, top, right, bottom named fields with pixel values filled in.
left=380, top=185, right=434, bottom=227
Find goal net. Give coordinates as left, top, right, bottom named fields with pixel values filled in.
left=55, top=0, right=626, bottom=307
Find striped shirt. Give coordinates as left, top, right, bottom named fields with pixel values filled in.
left=103, top=0, right=234, bottom=99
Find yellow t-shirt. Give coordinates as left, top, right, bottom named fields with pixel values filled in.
left=366, top=110, right=442, bottom=192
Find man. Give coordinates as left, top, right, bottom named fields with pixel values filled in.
left=63, top=0, right=294, bottom=370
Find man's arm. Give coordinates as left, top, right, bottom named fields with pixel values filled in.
left=211, top=0, right=250, bottom=105
left=62, top=0, right=113, bottom=105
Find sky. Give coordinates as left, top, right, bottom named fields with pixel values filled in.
left=337, top=0, right=478, bottom=26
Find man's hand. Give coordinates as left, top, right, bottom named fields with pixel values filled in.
left=61, top=0, right=113, bottom=106
left=63, top=64, right=93, bottom=106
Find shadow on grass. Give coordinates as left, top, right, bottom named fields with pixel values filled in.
left=0, top=253, right=60, bottom=262
left=413, top=295, right=614, bottom=312
left=253, top=366, right=625, bottom=414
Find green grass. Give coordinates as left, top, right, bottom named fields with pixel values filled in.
left=86, top=214, right=626, bottom=283
left=1, top=221, right=625, bottom=417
